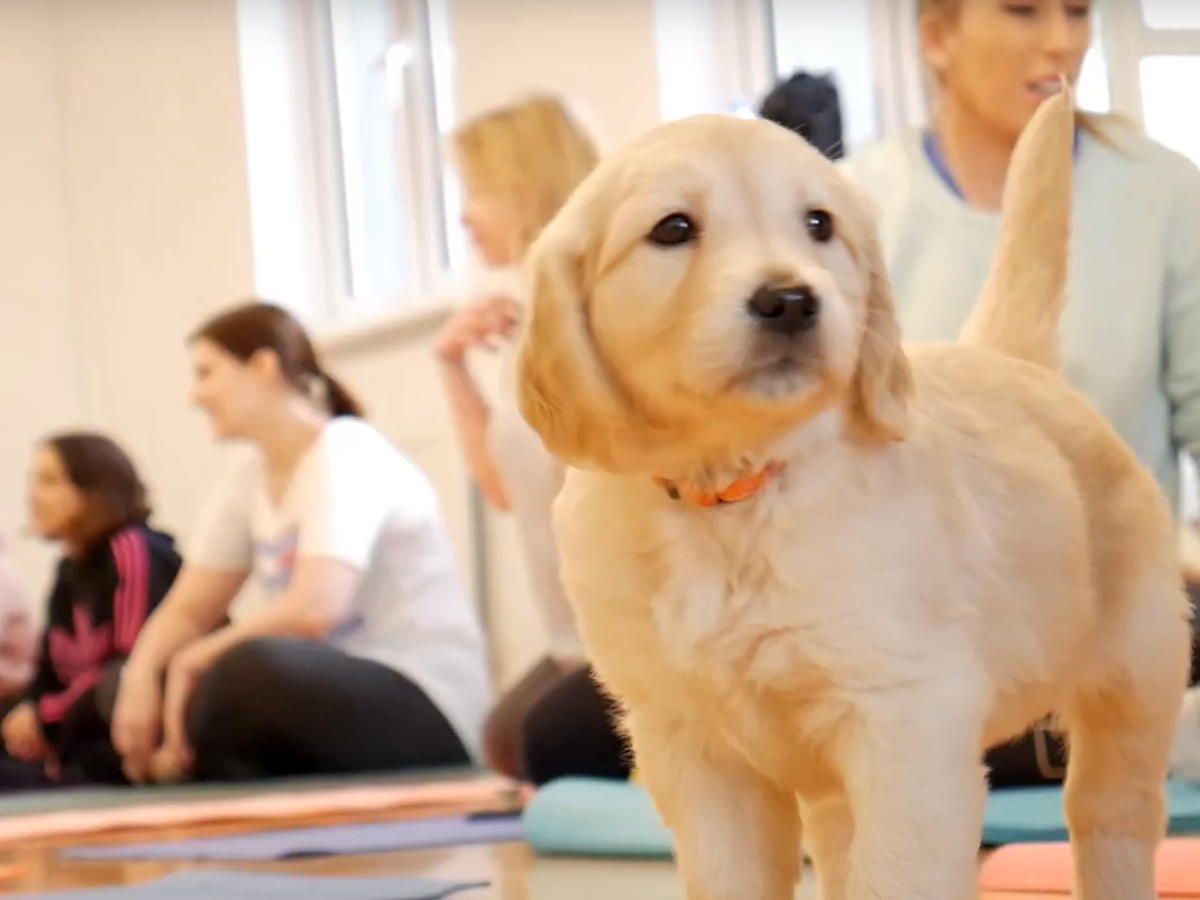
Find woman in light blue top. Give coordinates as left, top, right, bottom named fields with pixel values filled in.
left=841, top=0, right=1200, bottom=516
left=839, top=0, right=1200, bottom=787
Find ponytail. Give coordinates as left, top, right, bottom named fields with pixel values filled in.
left=317, top=370, right=366, bottom=419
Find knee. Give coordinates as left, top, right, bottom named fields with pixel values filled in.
left=186, top=638, right=288, bottom=745
left=520, top=695, right=563, bottom=786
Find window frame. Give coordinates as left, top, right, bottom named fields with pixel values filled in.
left=1098, top=0, right=1200, bottom=124
left=237, top=0, right=455, bottom=331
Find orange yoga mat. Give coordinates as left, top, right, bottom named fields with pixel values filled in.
left=0, top=776, right=520, bottom=846
left=978, top=838, right=1200, bottom=896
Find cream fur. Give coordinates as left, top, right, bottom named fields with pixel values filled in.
left=515, top=87, right=1193, bottom=900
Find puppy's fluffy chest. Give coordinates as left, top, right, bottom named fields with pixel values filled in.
left=556, top=462, right=966, bottom=777
left=650, top=471, right=954, bottom=691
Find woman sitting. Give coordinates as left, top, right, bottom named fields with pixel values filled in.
left=0, top=433, right=181, bottom=789
left=434, top=94, right=629, bottom=785
left=112, top=300, right=491, bottom=783
left=0, top=532, right=35, bottom=701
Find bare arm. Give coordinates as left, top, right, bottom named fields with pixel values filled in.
left=434, top=295, right=522, bottom=512
left=438, top=358, right=512, bottom=511
left=124, top=566, right=248, bottom=680
left=186, top=557, right=358, bottom=657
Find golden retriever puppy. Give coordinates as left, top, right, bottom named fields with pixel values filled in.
left=515, top=85, right=1192, bottom=900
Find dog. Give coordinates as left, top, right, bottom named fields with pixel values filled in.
left=514, top=84, right=1192, bottom=900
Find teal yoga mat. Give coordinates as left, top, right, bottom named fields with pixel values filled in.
left=522, top=776, right=1200, bottom=857
left=982, top=777, right=1200, bottom=845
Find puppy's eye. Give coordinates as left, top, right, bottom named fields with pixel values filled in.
left=647, top=213, right=698, bottom=247
left=805, top=208, right=835, bottom=243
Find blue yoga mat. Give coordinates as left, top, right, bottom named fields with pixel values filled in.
left=8, top=870, right=485, bottom=900
left=982, top=778, right=1200, bottom=845
left=523, top=778, right=671, bottom=858
left=523, top=777, right=1200, bottom=857
left=61, top=813, right=525, bottom=861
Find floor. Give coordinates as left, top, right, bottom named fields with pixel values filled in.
left=0, top=805, right=1120, bottom=900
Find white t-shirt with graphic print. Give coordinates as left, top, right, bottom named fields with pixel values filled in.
left=186, top=417, right=492, bottom=761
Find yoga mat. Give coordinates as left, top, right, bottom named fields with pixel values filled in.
left=523, top=778, right=673, bottom=858
left=978, top=837, right=1200, bottom=896
left=0, top=766, right=484, bottom=818
left=982, top=778, right=1200, bottom=846
left=523, top=776, right=1200, bottom=858
left=0, top=773, right=520, bottom=846
left=6, top=869, right=486, bottom=900
left=61, top=812, right=525, bottom=860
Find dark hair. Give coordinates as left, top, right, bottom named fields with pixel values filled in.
left=190, top=300, right=365, bottom=419
left=758, top=70, right=846, bottom=161
left=44, top=432, right=152, bottom=550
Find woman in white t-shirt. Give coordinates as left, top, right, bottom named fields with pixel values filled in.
left=434, top=94, right=632, bottom=784
left=110, top=301, right=491, bottom=783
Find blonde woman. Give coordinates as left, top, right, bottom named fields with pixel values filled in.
left=840, top=0, right=1200, bottom=786
left=434, top=94, right=625, bottom=784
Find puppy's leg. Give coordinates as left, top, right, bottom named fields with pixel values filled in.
left=841, top=683, right=988, bottom=900
left=1063, top=585, right=1190, bottom=900
left=801, top=794, right=854, bottom=900
left=626, top=710, right=801, bottom=900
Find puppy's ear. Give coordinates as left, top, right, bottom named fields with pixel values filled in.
left=846, top=230, right=913, bottom=443
left=516, top=217, right=636, bottom=470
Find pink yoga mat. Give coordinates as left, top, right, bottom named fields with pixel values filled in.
left=0, top=776, right=520, bottom=846
left=978, top=838, right=1200, bottom=896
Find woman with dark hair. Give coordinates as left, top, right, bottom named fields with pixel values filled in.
left=112, top=300, right=490, bottom=784
left=757, top=70, right=845, bottom=161
left=0, top=433, right=181, bottom=789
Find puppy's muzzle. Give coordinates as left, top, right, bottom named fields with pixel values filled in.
left=747, top=284, right=820, bottom=337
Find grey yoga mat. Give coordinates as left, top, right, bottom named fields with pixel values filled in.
left=8, top=869, right=487, bottom=900
left=61, top=813, right=525, bottom=861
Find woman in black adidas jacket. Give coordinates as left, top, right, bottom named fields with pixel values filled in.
left=0, top=433, right=181, bottom=789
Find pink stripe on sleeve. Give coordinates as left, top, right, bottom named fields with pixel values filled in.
left=111, top=529, right=150, bottom=654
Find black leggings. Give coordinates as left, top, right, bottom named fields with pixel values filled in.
left=185, top=637, right=470, bottom=781
left=520, top=666, right=631, bottom=786
left=0, top=661, right=127, bottom=791
left=521, top=609, right=1200, bottom=789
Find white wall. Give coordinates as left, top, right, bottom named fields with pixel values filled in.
left=448, top=0, right=663, bottom=148
left=0, top=0, right=84, bottom=608
left=53, top=0, right=259, bottom=539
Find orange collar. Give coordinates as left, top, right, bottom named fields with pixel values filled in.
left=653, top=461, right=784, bottom=508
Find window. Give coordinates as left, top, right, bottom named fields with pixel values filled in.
left=1139, top=0, right=1200, bottom=31
left=236, top=0, right=454, bottom=327
left=765, top=0, right=1114, bottom=146
left=1092, top=0, right=1200, bottom=169
left=767, top=0, right=883, bottom=150
left=1141, top=56, right=1200, bottom=163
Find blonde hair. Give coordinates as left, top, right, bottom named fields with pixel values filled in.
left=916, top=0, right=1119, bottom=144
left=450, top=93, right=601, bottom=260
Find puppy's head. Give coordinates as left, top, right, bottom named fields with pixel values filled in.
left=516, top=114, right=911, bottom=474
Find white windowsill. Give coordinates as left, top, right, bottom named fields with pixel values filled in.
left=316, top=298, right=456, bottom=358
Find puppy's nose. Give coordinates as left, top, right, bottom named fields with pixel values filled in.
left=746, top=284, right=820, bottom=336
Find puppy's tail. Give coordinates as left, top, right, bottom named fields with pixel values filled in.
left=958, top=79, right=1075, bottom=370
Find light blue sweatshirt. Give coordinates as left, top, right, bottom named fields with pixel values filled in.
left=840, top=123, right=1200, bottom=515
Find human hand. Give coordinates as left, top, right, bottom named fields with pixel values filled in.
left=160, top=634, right=228, bottom=767
left=110, top=663, right=164, bottom=783
left=149, top=742, right=191, bottom=784
left=434, top=295, right=520, bottom=363
left=2, top=702, right=49, bottom=762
